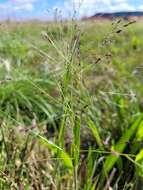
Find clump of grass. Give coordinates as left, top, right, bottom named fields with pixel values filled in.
left=0, top=16, right=143, bottom=189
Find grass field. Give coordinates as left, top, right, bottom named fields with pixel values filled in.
left=0, top=18, right=143, bottom=189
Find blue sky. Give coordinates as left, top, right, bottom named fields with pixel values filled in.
left=0, top=0, right=143, bottom=20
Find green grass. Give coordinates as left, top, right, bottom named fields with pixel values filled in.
left=0, top=19, right=143, bottom=189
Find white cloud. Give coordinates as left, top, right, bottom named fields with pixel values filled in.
left=56, top=0, right=136, bottom=18
left=11, top=0, right=36, bottom=11
left=13, top=0, right=36, bottom=2
left=138, top=5, right=143, bottom=11
left=0, top=0, right=36, bottom=15
left=14, top=3, right=34, bottom=11
left=110, top=3, right=135, bottom=12
left=114, top=0, right=127, bottom=3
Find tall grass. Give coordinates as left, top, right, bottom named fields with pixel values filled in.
left=0, top=18, right=143, bottom=189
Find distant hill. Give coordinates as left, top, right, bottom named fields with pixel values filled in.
left=85, top=11, right=143, bottom=20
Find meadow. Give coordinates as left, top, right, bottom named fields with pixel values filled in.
left=0, top=18, right=143, bottom=189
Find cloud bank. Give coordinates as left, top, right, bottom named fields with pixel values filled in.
left=60, top=0, right=140, bottom=17
left=0, top=0, right=143, bottom=19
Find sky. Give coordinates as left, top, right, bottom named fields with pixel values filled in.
left=0, top=0, right=143, bottom=20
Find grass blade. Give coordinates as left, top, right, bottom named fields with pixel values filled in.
left=87, top=118, right=104, bottom=150
left=101, top=114, right=143, bottom=185
left=36, top=134, right=73, bottom=171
